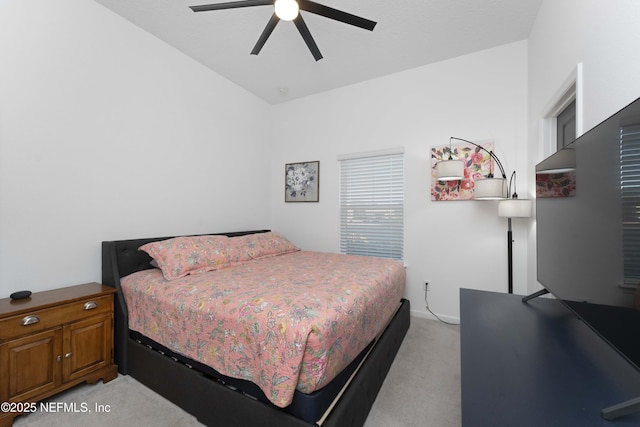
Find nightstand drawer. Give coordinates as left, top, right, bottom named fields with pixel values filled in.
left=0, top=295, right=112, bottom=341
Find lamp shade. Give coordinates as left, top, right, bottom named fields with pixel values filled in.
left=498, top=199, right=532, bottom=218
left=474, top=178, right=507, bottom=200
left=435, top=159, right=465, bottom=181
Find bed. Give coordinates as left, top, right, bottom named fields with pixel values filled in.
left=101, top=230, right=410, bottom=426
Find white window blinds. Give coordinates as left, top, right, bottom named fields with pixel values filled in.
left=620, top=125, right=640, bottom=283
left=338, top=149, right=404, bottom=260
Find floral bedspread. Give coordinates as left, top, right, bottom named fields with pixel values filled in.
left=120, top=251, right=405, bottom=408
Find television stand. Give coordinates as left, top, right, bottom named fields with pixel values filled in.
left=460, top=289, right=640, bottom=426
left=603, top=396, right=640, bottom=420
left=521, top=287, right=549, bottom=303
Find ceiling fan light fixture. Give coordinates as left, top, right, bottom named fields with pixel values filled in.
left=274, top=0, right=299, bottom=21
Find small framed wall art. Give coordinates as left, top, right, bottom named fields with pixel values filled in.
left=285, top=161, right=319, bottom=202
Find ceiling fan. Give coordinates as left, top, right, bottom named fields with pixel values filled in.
left=189, top=0, right=377, bottom=61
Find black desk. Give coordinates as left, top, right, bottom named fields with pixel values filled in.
left=460, top=289, right=640, bottom=426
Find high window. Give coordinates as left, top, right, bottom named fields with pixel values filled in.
left=557, top=100, right=577, bottom=150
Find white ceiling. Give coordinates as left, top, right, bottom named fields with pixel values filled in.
left=93, top=0, right=543, bottom=104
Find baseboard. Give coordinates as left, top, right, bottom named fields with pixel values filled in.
left=410, top=309, right=460, bottom=325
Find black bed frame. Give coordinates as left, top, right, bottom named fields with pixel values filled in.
left=101, top=230, right=410, bottom=427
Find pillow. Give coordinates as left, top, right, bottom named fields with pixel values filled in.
left=229, top=232, right=299, bottom=263
left=139, top=235, right=232, bottom=281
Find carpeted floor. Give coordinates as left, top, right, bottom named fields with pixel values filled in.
left=13, top=316, right=461, bottom=427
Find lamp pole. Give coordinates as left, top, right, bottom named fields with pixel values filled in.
left=449, top=137, right=507, bottom=180
left=452, top=137, right=512, bottom=293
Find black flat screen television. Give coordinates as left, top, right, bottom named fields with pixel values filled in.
left=536, top=97, right=640, bottom=382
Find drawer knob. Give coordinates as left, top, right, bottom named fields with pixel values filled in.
left=83, top=301, right=98, bottom=310
left=21, top=315, right=40, bottom=326
left=64, top=352, right=72, bottom=358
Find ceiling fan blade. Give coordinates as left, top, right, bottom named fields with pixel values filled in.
left=251, top=14, right=280, bottom=55
left=298, top=0, right=376, bottom=31
left=190, top=0, right=273, bottom=13
left=293, top=14, right=323, bottom=61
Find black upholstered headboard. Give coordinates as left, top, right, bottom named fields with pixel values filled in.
left=101, top=229, right=270, bottom=373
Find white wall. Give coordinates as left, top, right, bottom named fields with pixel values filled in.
left=526, top=0, right=640, bottom=293
left=271, top=41, right=529, bottom=320
left=14, top=0, right=635, bottom=317
left=0, top=0, right=272, bottom=296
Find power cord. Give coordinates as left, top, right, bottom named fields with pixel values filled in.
left=424, top=282, right=460, bottom=326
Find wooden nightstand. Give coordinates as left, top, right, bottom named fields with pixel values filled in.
left=0, top=283, right=118, bottom=426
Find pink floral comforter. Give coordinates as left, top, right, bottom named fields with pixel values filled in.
left=120, top=251, right=405, bottom=408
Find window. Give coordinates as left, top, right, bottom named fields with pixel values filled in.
left=541, top=63, right=583, bottom=158
left=338, top=148, right=404, bottom=260
left=620, top=125, right=640, bottom=283
left=557, top=99, right=577, bottom=150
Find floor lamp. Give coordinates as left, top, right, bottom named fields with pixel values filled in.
left=435, top=137, right=531, bottom=294
left=498, top=198, right=532, bottom=293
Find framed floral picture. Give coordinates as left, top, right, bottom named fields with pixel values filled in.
left=285, top=161, right=319, bottom=202
left=431, top=142, right=495, bottom=201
